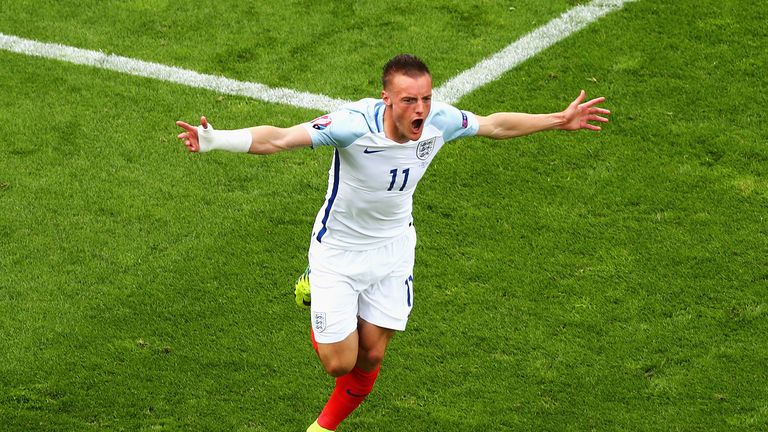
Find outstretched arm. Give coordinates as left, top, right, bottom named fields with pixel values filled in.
left=475, top=90, right=610, bottom=140
left=176, top=116, right=313, bottom=154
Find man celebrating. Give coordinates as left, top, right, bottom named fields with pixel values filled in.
left=176, top=54, right=610, bottom=431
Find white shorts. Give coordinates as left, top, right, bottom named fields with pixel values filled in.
left=307, top=225, right=416, bottom=344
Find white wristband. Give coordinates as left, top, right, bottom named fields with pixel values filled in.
left=197, top=123, right=252, bottom=153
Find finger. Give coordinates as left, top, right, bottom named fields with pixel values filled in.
left=572, top=89, right=586, bottom=107
left=584, top=123, right=602, bottom=131
left=581, top=97, right=606, bottom=109
left=176, top=120, right=196, bottom=133
left=589, top=115, right=610, bottom=123
left=200, top=116, right=209, bottom=129
left=591, top=107, right=611, bottom=115
left=184, top=140, right=198, bottom=152
left=177, top=132, right=187, bottom=140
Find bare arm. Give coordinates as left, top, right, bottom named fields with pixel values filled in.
left=175, top=116, right=312, bottom=154
left=475, top=90, right=610, bottom=139
left=245, top=124, right=312, bottom=154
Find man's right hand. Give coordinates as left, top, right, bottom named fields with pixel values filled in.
left=175, top=116, right=210, bottom=152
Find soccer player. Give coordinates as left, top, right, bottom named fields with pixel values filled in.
left=176, top=54, right=610, bottom=431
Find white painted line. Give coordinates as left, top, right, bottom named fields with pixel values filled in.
left=0, top=0, right=634, bottom=110
left=0, top=32, right=350, bottom=112
left=434, top=0, right=636, bottom=104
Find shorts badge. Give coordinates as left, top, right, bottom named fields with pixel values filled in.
left=313, top=312, right=327, bottom=333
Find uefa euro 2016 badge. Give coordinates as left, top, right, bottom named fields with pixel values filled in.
left=416, top=137, right=436, bottom=160
left=311, top=115, right=332, bottom=131
left=313, top=312, right=327, bottom=333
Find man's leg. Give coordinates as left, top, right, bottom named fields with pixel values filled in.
left=306, top=227, right=413, bottom=431
left=310, top=320, right=394, bottom=431
left=315, top=328, right=359, bottom=377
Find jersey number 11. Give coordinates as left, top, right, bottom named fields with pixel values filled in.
left=387, top=168, right=410, bottom=191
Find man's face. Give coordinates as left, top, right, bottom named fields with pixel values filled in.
left=382, top=72, right=433, bottom=143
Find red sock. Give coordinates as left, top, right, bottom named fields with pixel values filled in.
left=317, top=366, right=381, bottom=430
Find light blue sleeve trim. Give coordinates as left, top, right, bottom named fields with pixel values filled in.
left=428, top=101, right=480, bottom=143
left=303, top=108, right=372, bottom=149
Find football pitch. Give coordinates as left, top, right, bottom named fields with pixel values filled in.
left=1, top=0, right=766, bottom=431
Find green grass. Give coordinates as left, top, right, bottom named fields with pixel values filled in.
left=1, top=0, right=580, bottom=99
left=1, top=0, right=767, bottom=431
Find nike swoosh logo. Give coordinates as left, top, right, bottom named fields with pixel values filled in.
left=364, top=148, right=385, bottom=154
left=346, top=389, right=368, bottom=398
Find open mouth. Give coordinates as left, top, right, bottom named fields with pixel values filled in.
left=411, top=118, right=424, bottom=131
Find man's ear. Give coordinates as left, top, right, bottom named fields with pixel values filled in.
left=382, top=89, right=391, bottom=106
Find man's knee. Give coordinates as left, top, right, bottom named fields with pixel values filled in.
left=317, top=333, right=359, bottom=377
left=358, top=345, right=386, bottom=369
left=321, top=356, right=355, bottom=377
left=357, top=323, right=394, bottom=370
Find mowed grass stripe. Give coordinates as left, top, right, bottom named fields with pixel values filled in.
left=1, top=0, right=634, bottom=110
left=435, top=0, right=637, bottom=103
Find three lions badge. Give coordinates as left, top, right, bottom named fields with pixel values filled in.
left=416, top=137, right=436, bottom=160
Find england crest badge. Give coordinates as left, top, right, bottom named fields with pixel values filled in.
left=416, top=137, right=436, bottom=160
left=313, top=312, right=327, bottom=333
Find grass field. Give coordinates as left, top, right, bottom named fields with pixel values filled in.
left=1, top=0, right=767, bottom=431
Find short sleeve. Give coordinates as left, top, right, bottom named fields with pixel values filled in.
left=302, top=110, right=371, bottom=149
left=428, top=102, right=480, bottom=143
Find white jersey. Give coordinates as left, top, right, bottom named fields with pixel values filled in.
left=302, top=98, right=479, bottom=250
